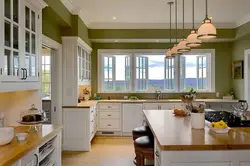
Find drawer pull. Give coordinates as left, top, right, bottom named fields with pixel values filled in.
left=91, top=120, right=94, bottom=122
left=108, top=124, right=112, bottom=126
left=155, top=150, right=160, bottom=157
left=107, top=114, right=112, bottom=116
left=108, top=106, right=112, bottom=108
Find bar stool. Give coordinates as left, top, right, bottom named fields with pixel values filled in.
left=132, top=126, right=152, bottom=141
left=134, top=136, right=154, bottom=166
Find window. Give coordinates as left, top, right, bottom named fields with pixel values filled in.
left=42, top=47, right=51, bottom=98
left=98, top=50, right=214, bottom=93
left=102, top=55, right=131, bottom=92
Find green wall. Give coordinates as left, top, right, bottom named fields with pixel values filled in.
left=232, top=34, right=250, bottom=99
left=91, top=42, right=233, bottom=96
left=42, top=0, right=91, bottom=46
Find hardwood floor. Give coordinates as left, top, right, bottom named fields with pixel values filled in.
left=62, top=137, right=135, bottom=166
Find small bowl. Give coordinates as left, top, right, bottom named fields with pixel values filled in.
left=0, top=127, right=14, bottom=145
left=16, top=133, right=28, bottom=142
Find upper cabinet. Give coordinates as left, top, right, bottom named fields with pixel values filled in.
left=0, top=0, right=47, bottom=92
left=77, top=45, right=91, bottom=85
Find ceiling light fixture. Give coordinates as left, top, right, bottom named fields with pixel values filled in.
left=177, top=0, right=190, bottom=53
left=165, top=2, right=174, bottom=58
left=186, top=0, right=201, bottom=47
left=112, top=16, right=117, bottom=20
left=171, top=0, right=182, bottom=56
left=197, top=0, right=217, bottom=40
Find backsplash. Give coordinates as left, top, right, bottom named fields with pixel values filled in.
left=78, top=85, right=92, bottom=99
left=0, top=90, right=41, bottom=126
left=96, top=92, right=217, bottom=100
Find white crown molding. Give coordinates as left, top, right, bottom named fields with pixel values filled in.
left=26, top=0, right=48, bottom=9
left=62, top=36, right=92, bottom=53
left=60, top=0, right=74, bottom=13
left=236, top=13, right=250, bottom=27
left=90, top=38, right=235, bottom=43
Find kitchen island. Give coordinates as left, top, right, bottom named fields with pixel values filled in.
left=143, top=110, right=250, bottom=166
left=0, top=125, right=62, bottom=166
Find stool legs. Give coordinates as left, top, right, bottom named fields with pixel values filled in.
left=135, top=152, right=144, bottom=166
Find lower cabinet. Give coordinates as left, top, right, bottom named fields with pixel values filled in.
left=122, top=104, right=143, bottom=135
left=170, top=163, right=231, bottom=166
left=20, top=150, right=37, bottom=166
left=63, top=105, right=97, bottom=151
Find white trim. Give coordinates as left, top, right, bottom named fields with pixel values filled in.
left=98, top=49, right=215, bottom=93
left=244, top=49, right=250, bottom=102
left=236, top=13, right=250, bottom=28
left=42, top=35, right=63, bottom=125
left=26, top=0, right=48, bottom=9
left=61, top=36, right=92, bottom=53
left=60, top=0, right=74, bottom=13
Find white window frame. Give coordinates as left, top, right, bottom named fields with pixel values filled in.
left=98, top=49, right=215, bottom=93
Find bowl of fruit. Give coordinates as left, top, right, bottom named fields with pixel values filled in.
left=208, top=120, right=231, bottom=134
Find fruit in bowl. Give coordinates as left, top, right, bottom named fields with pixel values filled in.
left=173, top=109, right=186, bottom=116
left=210, top=120, right=228, bottom=129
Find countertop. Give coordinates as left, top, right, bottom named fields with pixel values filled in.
left=143, top=109, right=250, bottom=151
left=62, top=100, right=98, bottom=108
left=0, top=125, right=63, bottom=166
left=62, top=99, right=238, bottom=108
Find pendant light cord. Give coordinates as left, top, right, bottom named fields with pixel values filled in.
left=169, top=2, right=172, bottom=45
left=205, top=0, right=208, bottom=18
left=192, top=0, right=195, bottom=30
left=182, top=0, right=184, bottom=38
left=175, top=0, right=178, bottom=44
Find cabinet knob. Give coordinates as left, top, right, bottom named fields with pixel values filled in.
left=108, top=106, right=112, bottom=108
left=108, top=124, right=112, bottom=126
left=107, top=114, right=112, bottom=116
left=155, top=150, right=160, bottom=157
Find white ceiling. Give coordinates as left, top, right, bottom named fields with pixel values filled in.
left=63, top=0, right=250, bottom=29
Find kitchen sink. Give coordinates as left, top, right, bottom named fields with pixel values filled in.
left=205, top=111, right=250, bottom=127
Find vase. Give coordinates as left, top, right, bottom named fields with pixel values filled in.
left=191, top=112, right=205, bottom=129
left=84, top=94, right=89, bottom=101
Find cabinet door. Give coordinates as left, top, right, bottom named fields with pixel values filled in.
left=122, top=104, right=143, bottom=133
left=23, top=2, right=39, bottom=82
left=206, top=102, right=222, bottom=111
left=20, top=150, right=37, bottom=166
left=160, top=103, right=175, bottom=110
left=143, top=103, right=159, bottom=110
left=1, top=0, right=22, bottom=82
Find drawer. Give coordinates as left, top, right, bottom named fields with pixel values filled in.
left=98, top=103, right=121, bottom=110
left=99, top=119, right=120, bottom=129
left=99, top=111, right=120, bottom=119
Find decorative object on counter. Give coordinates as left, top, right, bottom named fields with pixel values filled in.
left=0, top=112, right=5, bottom=127
left=129, top=96, right=138, bottom=100
left=94, top=96, right=101, bottom=100
left=232, top=100, right=250, bottom=123
left=208, top=120, right=231, bottom=134
left=189, top=102, right=205, bottom=129
left=16, top=133, right=28, bottom=142
left=0, top=127, right=14, bottom=146
left=83, top=88, right=91, bottom=101
left=173, top=109, right=187, bottom=116
left=18, top=104, right=47, bottom=132
left=232, top=60, right=244, bottom=79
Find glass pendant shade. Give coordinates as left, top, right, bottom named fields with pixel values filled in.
left=177, top=39, right=190, bottom=52
left=171, top=44, right=182, bottom=56
left=197, top=18, right=217, bottom=40
left=186, top=30, right=202, bottom=47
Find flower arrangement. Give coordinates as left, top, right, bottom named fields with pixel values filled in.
left=83, top=88, right=90, bottom=95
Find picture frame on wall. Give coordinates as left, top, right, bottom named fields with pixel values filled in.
left=232, top=60, right=244, bottom=79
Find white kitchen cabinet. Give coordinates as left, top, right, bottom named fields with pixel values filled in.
left=143, top=103, right=160, bottom=110
left=0, top=0, right=47, bottom=92
left=97, top=103, right=121, bottom=134
left=160, top=103, right=175, bottom=110
left=206, top=102, right=222, bottom=111
left=20, top=149, right=37, bottom=166
left=63, top=105, right=97, bottom=151
left=170, top=163, right=231, bottom=166
left=62, top=37, right=92, bottom=106
left=122, top=104, right=143, bottom=135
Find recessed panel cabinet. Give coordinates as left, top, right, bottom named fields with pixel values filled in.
left=0, top=0, right=47, bottom=92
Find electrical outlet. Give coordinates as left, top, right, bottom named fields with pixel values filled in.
left=124, top=96, right=128, bottom=99
left=216, top=92, right=220, bottom=98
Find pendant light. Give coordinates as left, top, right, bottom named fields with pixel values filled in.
left=177, top=0, right=190, bottom=53
left=166, top=2, right=174, bottom=58
left=197, top=0, right=217, bottom=40
left=171, top=0, right=182, bottom=56
left=186, top=0, right=201, bottom=47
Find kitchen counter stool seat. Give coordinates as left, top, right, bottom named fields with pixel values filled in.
left=132, top=126, right=153, bottom=141
left=134, top=136, right=154, bottom=166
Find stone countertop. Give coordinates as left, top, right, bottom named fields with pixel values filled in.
left=0, top=125, right=63, bottom=166
left=143, top=109, right=250, bottom=151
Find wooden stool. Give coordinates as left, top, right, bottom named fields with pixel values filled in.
left=134, top=136, right=154, bottom=166
left=132, top=126, right=153, bottom=141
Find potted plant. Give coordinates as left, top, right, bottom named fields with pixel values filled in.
left=190, top=103, right=206, bottom=129
left=83, top=88, right=90, bottom=101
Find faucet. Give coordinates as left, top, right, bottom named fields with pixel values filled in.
left=155, top=90, right=162, bottom=100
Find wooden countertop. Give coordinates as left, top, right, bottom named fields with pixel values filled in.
left=62, top=100, right=98, bottom=108
left=98, top=99, right=238, bottom=103
left=0, top=125, right=63, bottom=166
left=143, top=110, right=250, bottom=151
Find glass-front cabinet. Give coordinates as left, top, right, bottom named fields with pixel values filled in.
left=0, top=0, right=46, bottom=84
left=77, top=45, right=91, bottom=84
